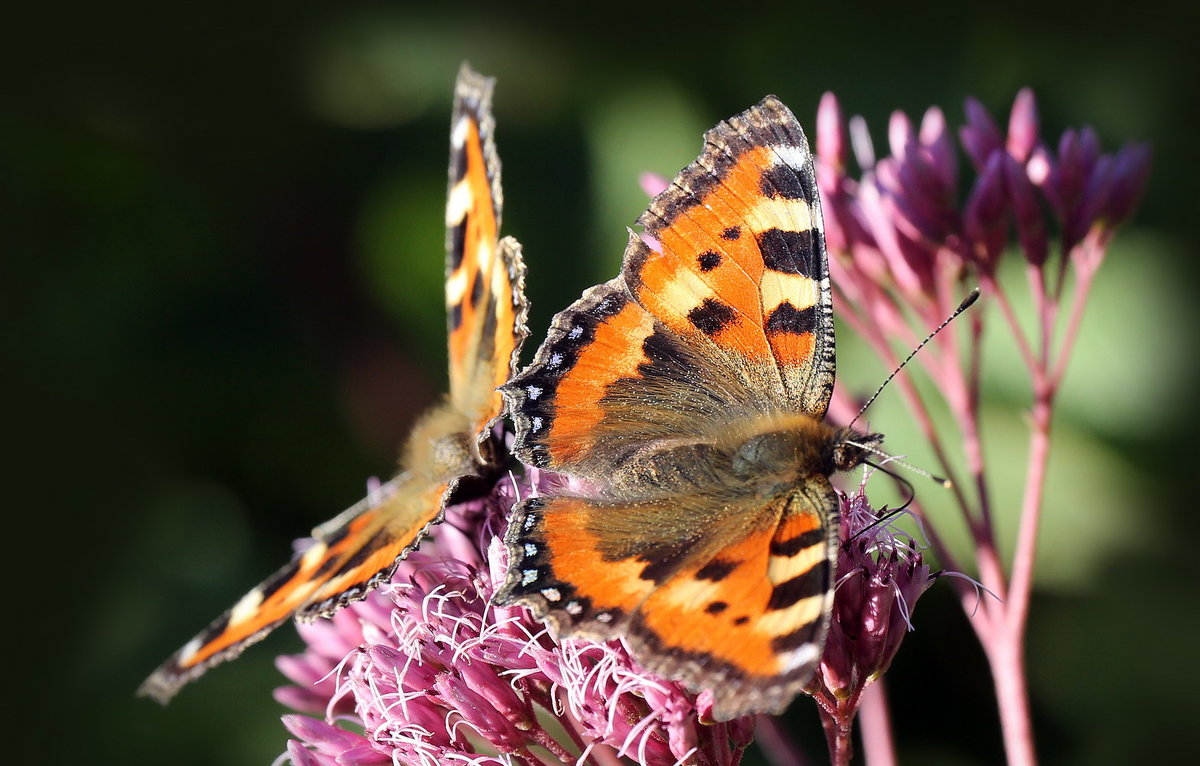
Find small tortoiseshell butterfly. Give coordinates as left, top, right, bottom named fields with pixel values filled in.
left=495, top=96, right=882, bottom=720
left=140, top=65, right=529, bottom=702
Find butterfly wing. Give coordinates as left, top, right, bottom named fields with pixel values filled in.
left=498, top=97, right=839, bottom=719
left=139, top=476, right=438, bottom=703
left=141, top=65, right=526, bottom=702
left=498, top=477, right=837, bottom=720
left=446, top=65, right=529, bottom=460
left=630, top=96, right=835, bottom=418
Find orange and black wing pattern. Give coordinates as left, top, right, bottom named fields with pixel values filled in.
left=498, top=97, right=851, bottom=720
left=445, top=66, right=529, bottom=460
left=140, top=65, right=527, bottom=703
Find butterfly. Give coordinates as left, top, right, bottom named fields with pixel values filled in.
left=494, top=96, right=883, bottom=721
left=140, top=64, right=529, bottom=703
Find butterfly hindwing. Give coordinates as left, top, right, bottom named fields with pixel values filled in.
left=499, top=474, right=839, bottom=720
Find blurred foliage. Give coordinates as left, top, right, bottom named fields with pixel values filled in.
left=6, top=1, right=1197, bottom=764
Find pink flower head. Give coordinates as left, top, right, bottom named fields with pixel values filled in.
left=275, top=473, right=754, bottom=765
left=812, top=487, right=933, bottom=703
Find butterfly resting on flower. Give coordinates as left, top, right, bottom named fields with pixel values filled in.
left=495, top=95, right=883, bottom=721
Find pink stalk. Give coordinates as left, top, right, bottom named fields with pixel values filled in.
left=811, top=86, right=1146, bottom=766
left=858, top=681, right=897, bottom=766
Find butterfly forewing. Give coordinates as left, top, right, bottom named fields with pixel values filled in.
left=446, top=67, right=529, bottom=457
left=633, top=97, right=835, bottom=417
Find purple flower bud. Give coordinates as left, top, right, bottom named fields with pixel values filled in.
left=435, top=673, right=527, bottom=750
left=964, top=152, right=1010, bottom=272
left=1076, top=154, right=1116, bottom=245
left=283, top=715, right=385, bottom=762
left=857, top=170, right=934, bottom=298
left=920, top=106, right=957, bottom=190
left=1102, top=142, right=1151, bottom=226
left=1006, top=88, right=1040, bottom=163
left=960, top=97, right=1003, bottom=172
left=809, top=489, right=933, bottom=703
left=1049, top=126, right=1101, bottom=227
left=1003, top=154, right=1049, bottom=265
left=849, top=114, right=877, bottom=171
left=887, top=110, right=915, bottom=161
left=817, top=91, right=847, bottom=170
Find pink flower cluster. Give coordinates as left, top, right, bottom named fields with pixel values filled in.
left=276, top=476, right=755, bottom=765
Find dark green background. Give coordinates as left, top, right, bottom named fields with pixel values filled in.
left=7, top=2, right=1196, bottom=764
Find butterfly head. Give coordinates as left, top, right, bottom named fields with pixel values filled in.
left=830, top=428, right=886, bottom=473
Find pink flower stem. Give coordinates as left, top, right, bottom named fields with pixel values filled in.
left=981, top=275, right=1039, bottom=378
left=977, top=248, right=1099, bottom=766
left=858, top=680, right=897, bottom=766
left=986, top=630, right=1038, bottom=766
left=1007, top=394, right=1052, bottom=642
left=939, top=274, right=1006, bottom=602
left=965, top=309, right=995, bottom=531
left=755, top=715, right=813, bottom=766
left=1027, top=264, right=1055, bottom=372
left=515, top=741, right=562, bottom=766
left=528, top=722, right=578, bottom=764
left=1050, top=247, right=1101, bottom=389
left=814, top=690, right=862, bottom=766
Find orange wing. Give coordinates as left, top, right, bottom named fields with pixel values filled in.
left=140, top=64, right=527, bottom=703
left=503, top=97, right=832, bottom=478
left=629, top=97, right=835, bottom=417
left=498, top=481, right=837, bottom=720
left=445, top=66, right=529, bottom=461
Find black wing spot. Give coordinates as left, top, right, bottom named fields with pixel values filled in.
left=772, top=624, right=818, bottom=653
left=765, top=303, right=817, bottom=336
left=769, top=528, right=825, bottom=557
left=757, top=228, right=814, bottom=275
left=696, top=559, right=735, bottom=581
left=697, top=250, right=722, bottom=272
left=687, top=298, right=737, bottom=336
left=705, top=601, right=728, bottom=614
left=469, top=269, right=484, bottom=308
left=450, top=142, right=468, bottom=183
left=733, top=615, right=750, bottom=626
left=766, top=567, right=827, bottom=611
left=760, top=164, right=807, bottom=200
left=448, top=221, right=468, bottom=270
left=720, top=226, right=741, bottom=240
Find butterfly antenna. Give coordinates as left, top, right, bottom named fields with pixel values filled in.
left=845, top=439, right=952, bottom=489
left=847, top=288, right=981, bottom=431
